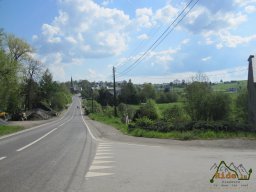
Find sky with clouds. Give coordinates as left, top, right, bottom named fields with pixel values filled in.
left=1, top=0, right=256, bottom=83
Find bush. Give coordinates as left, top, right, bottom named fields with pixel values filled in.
left=162, top=105, right=188, bottom=123
left=235, top=89, right=248, bottom=123
left=206, top=92, right=231, bottom=121
left=103, top=105, right=114, bottom=117
left=156, top=92, right=178, bottom=103
left=83, top=99, right=102, bottom=114
left=135, top=117, right=154, bottom=129
left=134, top=99, right=160, bottom=120
left=185, top=82, right=231, bottom=121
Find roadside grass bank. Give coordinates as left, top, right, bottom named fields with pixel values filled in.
left=0, top=125, right=24, bottom=137
left=88, top=113, right=256, bottom=140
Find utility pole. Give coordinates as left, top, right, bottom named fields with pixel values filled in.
left=113, top=66, right=117, bottom=117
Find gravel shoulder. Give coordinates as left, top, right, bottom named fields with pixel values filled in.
left=3, top=109, right=68, bottom=129
left=84, top=116, right=256, bottom=150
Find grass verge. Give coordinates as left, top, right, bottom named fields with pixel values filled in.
left=89, top=113, right=256, bottom=140
left=0, top=125, right=24, bottom=137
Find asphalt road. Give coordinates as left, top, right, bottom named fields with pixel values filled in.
left=0, top=97, right=97, bottom=192
left=1, top=96, right=256, bottom=192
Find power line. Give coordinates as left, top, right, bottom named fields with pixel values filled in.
left=116, top=0, right=199, bottom=78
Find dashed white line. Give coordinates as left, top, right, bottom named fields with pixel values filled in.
left=0, top=156, right=7, bottom=161
left=16, top=128, right=58, bottom=152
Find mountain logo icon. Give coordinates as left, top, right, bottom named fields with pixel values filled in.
left=210, top=161, right=252, bottom=183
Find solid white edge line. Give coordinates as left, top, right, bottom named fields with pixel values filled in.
left=0, top=156, right=7, bottom=161
left=16, top=128, right=58, bottom=152
left=79, top=99, right=97, bottom=141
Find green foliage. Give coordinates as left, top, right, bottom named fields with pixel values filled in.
left=118, top=103, right=136, bottom=119
left=235, top=88, right=248, bottom=123
left=79, top=80, right=91, bottom=99
left=162, top=105, right=188, bottom=123
left=135, top=117, right=154, bottom=129
left=97, top=88, right=114, bottom=106
left=140, top=83, right=156, bottom=102
left=156, top=92, right=178, bottom=103
left=185, top=82, right=212, bottom=121
left=185, top=82, right=231, bottom=121
left=134, top=99, right=160, bottom=120
left=83, top=99, right=102, bottom=114
left=119, top=79, right=140, bottom=104
left=102, top=105, right=114, bottom=117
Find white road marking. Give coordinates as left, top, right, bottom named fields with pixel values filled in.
left=0, top=156, right=7, bottom=161
left=96, top=152, right=113, bottom=156
left=94, top=156, right=113, bottom=160
left=92, top=160, right=115, bottom=164
left=97, top=149, right=112, bottom=152
left=79, top=100, right=97, bottom=141
left=16, top=128, right=58, bottom=152
left=98, top=143, right=112, bottom=146
left=89, top=165, right=113, bottom=170
left=98, top=146, right=112, bottom=149
left=85, top=172, right=114, bottom=178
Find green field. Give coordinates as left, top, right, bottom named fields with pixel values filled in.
left=211, top=80, right=247, bottom=92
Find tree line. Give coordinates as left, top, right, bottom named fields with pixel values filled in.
left=79, top=79, right=178, bottom=107
left=0, top=29, right=71, bottom=114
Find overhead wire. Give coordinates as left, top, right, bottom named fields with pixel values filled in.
left=116, top=0, right=199, bottom=78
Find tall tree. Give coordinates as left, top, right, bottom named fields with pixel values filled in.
left=39, top=69, right=54, bottom=104
left=140, top=83, right=156, bottom=102
left=22, top=57, right=43, bottom=109
left=7, top=34, right=33, bottom=61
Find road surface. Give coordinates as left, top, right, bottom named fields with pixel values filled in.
left=0, top=96, right=256, bottom=192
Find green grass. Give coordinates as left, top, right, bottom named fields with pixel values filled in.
left=212, top=80, right=247, bottom=92
left=89, top=113, right=129, bottom=134
left=0, top=125, right=24, bottom=136
left=88, top=113, right=256, bottom=140
left=157, top=102, right=184, bottom=113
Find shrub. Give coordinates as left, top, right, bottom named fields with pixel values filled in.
left=162, top=105, right=188, bottom=123
left=185, top=82, right=231, bottom=121
left=83, top=99, right=102, bottom=114
left=134, top=99, right=160, bottom=120
left=235, top=88, right=248, bottom=123
left=156, top=92, right=178, bottom=103
left=135, top=117, right=154, bottom=129
left=103, top=105, right=114, bottom=117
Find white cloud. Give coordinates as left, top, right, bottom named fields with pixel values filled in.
left=36, top=0, right=131, bottom=58
left=135, top=8, right=153, bottom=28
left=235, top=0, right=256, bottom=7
left=154, top=4, right=178, bottom=23
left=40, top=52, right=66, bottom=81
left=217, top=31, right=256, bottom=48
left=201, top=56, right=211, bottom=62
left=181, top=38, right=190, bottom=45
left=245, top=5, right=256, bottom=13
left=137, top=34, right=149, bottom=40
left=102, top=0, right=113, bottom=6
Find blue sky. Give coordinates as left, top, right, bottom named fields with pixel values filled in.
left=1, top=0, right=256, bottom=83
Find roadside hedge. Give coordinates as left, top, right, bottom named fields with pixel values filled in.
left=129, top=119, right=255, bottom=133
